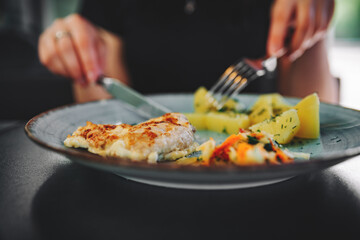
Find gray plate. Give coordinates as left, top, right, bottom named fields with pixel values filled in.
left=25, top=94, right=360, bottom=189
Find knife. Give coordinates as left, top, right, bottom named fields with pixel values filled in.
left=98, top=77, right=171, bottom=119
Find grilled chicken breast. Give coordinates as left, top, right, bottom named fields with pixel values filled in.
left=64, top=113, right=197, bottom=163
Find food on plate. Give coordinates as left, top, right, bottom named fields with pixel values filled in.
left=193, top=86, right=245, bottom=113
left=185, top=112, right=249, bottom=134
left=270, top=93, right=293, bottom=115
left=249, top=95, right=273, bottom=125
left=194, top=86, right=213, bottom=113
left=190, top=87, right=319, bottom=143
left=183, top=112, right=207, bottom=130
left=177, top=129, right=309, bottom=166
left=205, top=112, right=249, bottom=134
left=187, top=87, right=248, bottom=134
left=64, top=88, right=317, bottom=166
left=293, top=93, right=320, bottom=139
left=248, top=93, right=320, bottom=142
left=249, top=93, right=292, bottom=125
left=64, top=113, right=198, bottom=163
left=249, top=109, right=300, bottom=144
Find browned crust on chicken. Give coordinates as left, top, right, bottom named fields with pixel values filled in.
left=64, top=113, right=197, bottom=162
left=72, top=121, right=131, bottom=149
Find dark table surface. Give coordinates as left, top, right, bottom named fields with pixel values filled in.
left=1, top=120, right=360, bottom=240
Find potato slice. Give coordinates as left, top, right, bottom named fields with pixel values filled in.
left=184, top=113, right=207, bottom=130
left=206, top=112, right=250, bottom=134
left=249, top=95, right=273, bottom=125
left=249, top=93, right=292, bottom=125
left=221, top=98, right=246, bottom=112
left=251, top=94, right=272, bottom=109
left=271, top=93, right=292, bottom=115
left=194, top=87, right=214, bottom=113
left=185, top=112, right=249, bottom=134
left=293, top=93, right=320, bottom=139
left=249, top=109, right=300, bottom=144
left=194, top=87, right=245, bottom=113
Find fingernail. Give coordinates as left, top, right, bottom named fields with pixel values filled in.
left=314, top=31, right=326, bottom=41
left=289, top=50, right=303, bottom=62
left=269, top=45, right=281, bottom=56
left=274, top=48, right=286, bottom=58
left=302, top=39, right=312, bottom=49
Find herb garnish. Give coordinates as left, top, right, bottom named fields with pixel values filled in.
left=247, top=135, right=259, bottom=145
left=264, top=143, right=273, bottom=152
left=257, top=108, right=266, bottom=116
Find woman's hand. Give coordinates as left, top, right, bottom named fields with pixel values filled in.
left=267, top=0, right=335, bottom=61
left=38, top=14, right=106, bottom=86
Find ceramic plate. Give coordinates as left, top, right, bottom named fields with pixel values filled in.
left=25, top=94, right=360, bottom=189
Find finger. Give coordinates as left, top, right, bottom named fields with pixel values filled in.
left=65, top=14, right=102, bottom=84
left=267, top=0, right=295, bottom=56
left=311, top=0, right=334, bottom=46
left=302, top=0, right=316, bottom=49
left=50, top=19, right=86, bottom=85
left=48, top=56, right=69, bottom=76
left=314, top=0, right=325, bottom=33
left=323, top=0, right=335, bottom=30
left=289, top=0, right=313, bottom=60
left=56, top=35, right=86, bottom=85
left=96, top=37, right=107, bottom=72
left=38, top=30, right=69, bottom=77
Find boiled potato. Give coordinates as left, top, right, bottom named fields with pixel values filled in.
left=194, top=87, right=214, bottom=113
left=184, top=113, right=207, bottom=130
left=221, top=98, right=246, bottom=112
left=249, top=109, right=300, bottom=144
left=194, top=87, right=245, bottom=113
left=191, top=87, right=249, bottom=134
left=249, top=95, right=273, bottom=125
left=249, top=93, right=292, bottom=125
left=205, top=112, right=250, bottom=134
left=186, top=112, right=249, bottom=134
left=251, top=94, right=272, bottom=109
left=293, top=93, right=320, bottom=139
left=271, top=93, right=292, bottom=115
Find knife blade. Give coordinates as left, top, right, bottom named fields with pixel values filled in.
left=98, top=77, right=171, bottom=119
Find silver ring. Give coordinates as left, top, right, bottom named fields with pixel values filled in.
left=55, top=30, right=71, bottom=41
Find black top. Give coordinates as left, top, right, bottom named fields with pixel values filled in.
left=80, top=0, right=276, bottom=94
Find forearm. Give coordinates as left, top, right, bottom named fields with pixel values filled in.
left=277, top=39, right=339, bottom=104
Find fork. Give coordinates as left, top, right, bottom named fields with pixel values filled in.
left=207, top=56, right=277, bottom=110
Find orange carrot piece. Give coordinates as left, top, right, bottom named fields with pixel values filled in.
left=212, top=135, right=242, bottom=157
left=275, top=150, right=293, bottom=164
left=236, top=142, right=253, bottom=165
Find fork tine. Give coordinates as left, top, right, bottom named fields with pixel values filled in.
left=208, top=61, right=245, bottom=94
left=227, top=70, right=260, bottom=98
left=224, top=76, right=246, bottom=97
left=216, top=67, right=261, bottom=109
left=208, top=65, right=234, bottom=94
left=215, top=76, right=244, bottom=109
left=209, top=56, right=274, bottom=110
left=206, top=66, right=235, bottom=106
left=210, top=63, right=250, bottom=109
left=215, top=72, right=239, bottom=96
left=214, top=63, right=248, bottom=95
left=221, top=64, right=252, bottom=96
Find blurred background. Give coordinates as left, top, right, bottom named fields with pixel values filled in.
left=0, top=0, right=359, bottom=119
left=328, top=0, right=360, bottom=110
